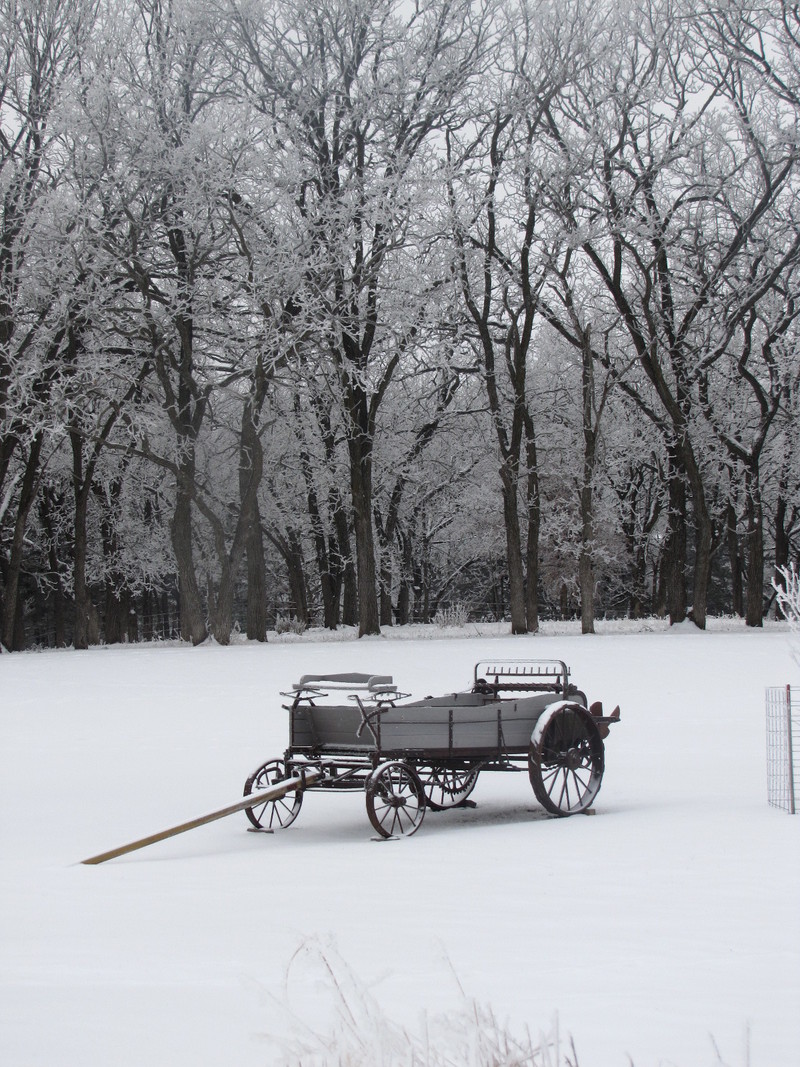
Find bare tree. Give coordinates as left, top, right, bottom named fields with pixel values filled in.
left=0, top=0, right=99, bottom=648
left=93, top=0, right=280, bottom=644
left=536, top=0, right=800, bottom=628
left=228, top=0, right=487, bottom=635
left=445, top=0, right=598, bottom=633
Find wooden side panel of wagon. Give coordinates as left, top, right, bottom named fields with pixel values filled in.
left=292, top=692, right=558, bottom=758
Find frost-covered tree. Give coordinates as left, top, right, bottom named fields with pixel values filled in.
left=774, top=564, right=800, bottom=667
left=0, top=0, right=102, bottom=649
left=228, top=0, right=488, bottom=636
left=444, top=0, right=599, bottom=633
left=86, top=0, right=286, bottom=645
left=536, top=0, right=800, bottom=628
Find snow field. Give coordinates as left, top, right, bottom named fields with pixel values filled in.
left=1, top=625, right=798, bottom=1066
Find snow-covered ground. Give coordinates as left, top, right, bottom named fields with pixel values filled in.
left=1, top=621, right=798, bottom=1066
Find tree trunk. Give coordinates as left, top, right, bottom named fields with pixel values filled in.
left=396, top=579, right=410, bottom=625
left=105, top=588, right=125, bottom=644
left=39, top=486, right=66, bottom=647
left=104, top=586, right=128, bottom=645
left=743, top=465, right=764, bottom=627
left=579, top=331, right=597, bottom=635
left=245, top=503, right=267, bottom=641
left=348, top=434, right=380, bottom=637
left=198, top=385, right=270, bottom=645
left=664, top=454, right=688, bottom=626
left=500, top=465, right=527, bottom=634
left=379, top=553, right=393, bottom=627
left=578, top=482, right=595, bottom=635
left=53, top=580, right=66, bottom=647
left=286, top=529, right=309, bottom=624
left=396, top=547, right=411, bottom=624
left=298, top=430, right=337, bottom=630
left=2, top=431, right=44, bottom=650
left=631, top=546, right=646, bottom=619
left=240, top=401, right=267, bottom=642
left=161, top=589, right=172, bottom=638
left=100, top=481, right=129, bottom=646
left=725, top=502, right=744, bottom=617
left=333, top=502, right=357, bottom=627
left=208, top=563, right=236, bottom=644
left=71, top=433, right=94, bottom=651
left=774, top=494, right=790, bottom=574
left=689, top=487, right=713, bottom=630
left=207, top=467, right=266, bottom=646
left=311, top=400, right=350, bottom=628
left=524, top=421, right=540, bottom=633
left=376, top=501, right=401, bottom=628
left=621, top=511, right=645, bottom=619
left=142, top=591, right=154, bottom=642
left=395, top=526, right=416, bottom=625
left=126, top=593, right=138, bottom=642
left=170, top=487, right=207, bottom=644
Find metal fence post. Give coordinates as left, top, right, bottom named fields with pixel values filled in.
left=787, top=685, right=796, bottom=816
left=766, top=684, right=798, bottom=813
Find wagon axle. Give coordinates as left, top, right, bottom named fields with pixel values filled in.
left=562, top=746, right=588, bottom=771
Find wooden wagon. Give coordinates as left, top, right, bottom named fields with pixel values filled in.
left=81, top=659, right=622, bottom=864
left=244, top=660, right=621, bottom=838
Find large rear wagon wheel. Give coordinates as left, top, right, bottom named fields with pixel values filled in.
left=529, top=704, right=604, bottom=816
left=243, top=759, right=303, bottom=830
left=366, top=761, right=426, bottom=838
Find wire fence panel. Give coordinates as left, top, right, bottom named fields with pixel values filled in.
left=766, top=686, right=799, bottom=814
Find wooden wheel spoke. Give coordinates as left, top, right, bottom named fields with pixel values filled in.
left=571, top=773, right=586, bottom=802
left=548, top=770, right=568, bottom=800
left=572, top=768, right=590, bottom=793
left=377, top=804, right=393, bottom=827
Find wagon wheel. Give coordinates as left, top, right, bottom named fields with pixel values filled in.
left=243, top=759, right=303, bottom=830
left=529, top=705, right=604, bottom=816
left=420, top=764, right=480, bottom=811
left=366, top=761, right=426, bottom=838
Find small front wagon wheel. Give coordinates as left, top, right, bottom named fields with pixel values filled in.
left=244, top=759, right=303, bottom=830
left=366, top=761, right=426, bottom=838
left=529, top=705, right=604, bottom=816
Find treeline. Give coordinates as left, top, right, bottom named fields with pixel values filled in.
left=1, top=0, right=799, bottom=650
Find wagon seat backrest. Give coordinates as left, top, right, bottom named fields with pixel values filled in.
left=292, top=674, right=396, bottom=750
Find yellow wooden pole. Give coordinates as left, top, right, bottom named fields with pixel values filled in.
left=81, top=767, right=322, bottom=865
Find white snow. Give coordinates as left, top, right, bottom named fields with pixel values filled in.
left=1, top=621, right=798, bottom=1066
